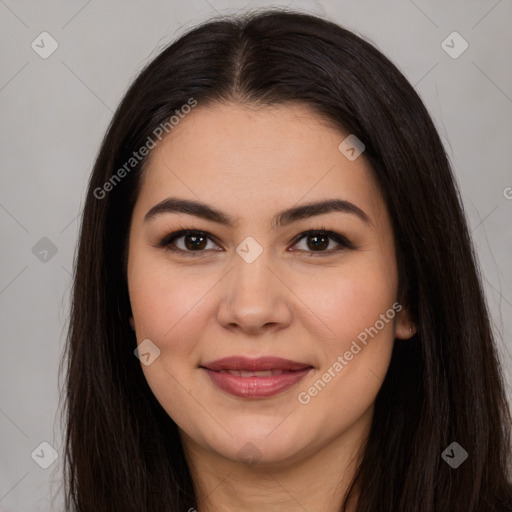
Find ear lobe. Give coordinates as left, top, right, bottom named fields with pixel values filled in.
left=129, top=316, right=135, bottom=331
left=394, top=308, right=416, bottom=340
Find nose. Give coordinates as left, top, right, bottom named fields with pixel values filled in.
left=216, top=252, right=293, bottom=336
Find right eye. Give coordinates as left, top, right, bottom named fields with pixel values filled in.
left=158, top=229, right=222, bottom=256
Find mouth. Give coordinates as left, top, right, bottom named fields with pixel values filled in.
left=200, top=356, right=314, bottom=398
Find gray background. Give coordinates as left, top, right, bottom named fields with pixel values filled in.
left=1, top=0, right=511, bottom=510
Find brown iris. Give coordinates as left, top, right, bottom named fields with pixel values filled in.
left=184, top=234, right=208, bottom=251
left=306, top=234, right=329, bottom=251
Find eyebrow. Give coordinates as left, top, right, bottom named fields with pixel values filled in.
left=144, top=197, right=371, bottom=229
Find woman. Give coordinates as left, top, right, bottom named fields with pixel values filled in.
left=60, top=8, right=512, bottom=511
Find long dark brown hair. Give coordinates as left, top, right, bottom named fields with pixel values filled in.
left=59, top=8, right=512, bottom=511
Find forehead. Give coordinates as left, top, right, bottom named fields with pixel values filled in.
left=134, top=102, right=385, bottom=226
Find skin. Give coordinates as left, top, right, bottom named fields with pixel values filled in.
left=127, top=102, right=416, bottom=512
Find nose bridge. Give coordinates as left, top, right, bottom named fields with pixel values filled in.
left=231, top=234, right=275, bottom=289
left=230, top=243, right=278, bottom=306
left=216, top=240, right=292, bottom=332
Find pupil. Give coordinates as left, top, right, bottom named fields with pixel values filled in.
left=308, top=234, right=328, bottom=251
left=185, top=235, right=206, bottom=251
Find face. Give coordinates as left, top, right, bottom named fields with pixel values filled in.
left=127, top=102, right=414, bottom=467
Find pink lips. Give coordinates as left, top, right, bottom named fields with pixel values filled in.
left=200, top=356, right=313, bottom=398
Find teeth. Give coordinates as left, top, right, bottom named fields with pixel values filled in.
left=220, top=369, right=288, bottom=377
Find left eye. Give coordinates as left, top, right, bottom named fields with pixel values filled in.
left=158, top=229, right=354, bottom=256
left=291, top=230, right=352, bottom=253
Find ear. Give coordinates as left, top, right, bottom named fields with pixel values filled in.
left=129, top=316, right=135, bottom=331
left=394, top=307, right=416, bottom=340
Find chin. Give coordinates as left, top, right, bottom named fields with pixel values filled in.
left=201, top=422, right=316, bottom=468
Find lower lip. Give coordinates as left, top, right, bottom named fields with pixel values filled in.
left=202, top=368, right=312, bottom=398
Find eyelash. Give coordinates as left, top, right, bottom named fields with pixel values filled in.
left=157, top=226, right=355, bottom=257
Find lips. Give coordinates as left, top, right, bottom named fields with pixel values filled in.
left=201, top=356, right=312, bottom=372
left=200, top=356, right=313, bottom=398
left=218, top=368, right=291, bottom=377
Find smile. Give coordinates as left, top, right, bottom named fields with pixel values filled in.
left=200, top=356, right=313, bottom=398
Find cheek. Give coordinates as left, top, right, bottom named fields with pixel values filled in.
left=293, top=266, right=398, bottom=431
left=292, top=257, right=398, bottom=350
left=129, top=245, right=398, bottom=355
left=132, top=274, right=195, bottom=334
left=128, top=253, right=220, bottom=358
left=129, top=258, right=218, bottom=422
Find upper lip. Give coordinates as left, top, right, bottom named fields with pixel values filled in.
left=200, top=356, right=312, bottom=372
